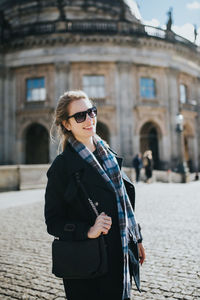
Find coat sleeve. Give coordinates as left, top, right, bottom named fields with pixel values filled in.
left=44, top=155, right=91, bottom=241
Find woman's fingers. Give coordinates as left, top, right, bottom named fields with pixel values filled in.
left=96, top=218, right=111, bottom=225
left=87, top=212, right=112, bottom=238
left=138, top=243, right=146, bottom=265
left=96, top=222, right=111, bottom=231
left=95, top=213, right=112, bottom=234
left=97, top=214, right=111, bottom=220
left=96, top=215, right=112, bottom=224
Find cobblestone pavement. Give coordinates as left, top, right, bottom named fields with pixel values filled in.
left=0, top=182, right=200, bottom=300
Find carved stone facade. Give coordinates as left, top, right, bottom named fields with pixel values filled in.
left=0, top=0, right=200, bottom=171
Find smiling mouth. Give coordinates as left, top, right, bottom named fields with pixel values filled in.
left=84, top=126, right=93, bottom=129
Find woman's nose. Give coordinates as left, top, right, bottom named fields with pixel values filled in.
left=85, top=113, right=93, bottom=122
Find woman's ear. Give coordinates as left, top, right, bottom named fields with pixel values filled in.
left=62, top=120, right=71, bottom=131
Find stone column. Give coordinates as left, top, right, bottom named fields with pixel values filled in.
left=167, top=67, right=179, bottom=169
left=2, top=67, right=16, bottom=164
left=0, top=62, right=5, bottom=164
left=197, top=78, right=200, bottom=171
left=160, top=72, right=171, bottom=169
left=190, top=134, right=198, bottom=171
left=49, top=130, right=59, bottom=163
left=197, top=115, right=200, bottom=172
left=194, top=113, right=200, bottom=172
left=54, top=62, right=70, bottom=104
left=132, top=65, right=139, bottom=158
left=115, top=62, right=134, bottom=166
left=49, top=62, right=71, bottom=162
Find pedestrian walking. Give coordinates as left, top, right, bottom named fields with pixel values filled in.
left=143, top=150, right=153, bottom=183
left=44, top=90, right=145, bottom=300
left=132, top=153, right=143, bottom=183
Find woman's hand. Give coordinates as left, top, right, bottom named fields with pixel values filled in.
left=138, top=243, right=146, bottom=265
left=87, top=212, right=112, bottom=238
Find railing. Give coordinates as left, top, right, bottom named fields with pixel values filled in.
left=66, top=21, right=118, bottom=33
left=144, top=25, right=166, bottom=39
left=12, top=22, right=56, bottom=36
left=0, top=19, right=197, bottom=49
left=144, top=25, right=195, bottom=47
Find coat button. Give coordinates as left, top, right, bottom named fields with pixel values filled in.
left=64, top=224, right=76, bottom=232
left=95, top=202, right=99, bottom=206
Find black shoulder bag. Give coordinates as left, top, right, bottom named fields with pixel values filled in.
left=52, top=172, right=108, bottom=279
left=128, top=231, right=141, bottom=292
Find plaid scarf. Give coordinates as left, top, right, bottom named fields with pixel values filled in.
left=68, top=135, right=139, bottom=299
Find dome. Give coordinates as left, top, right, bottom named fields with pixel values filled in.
left=0, top=0, right=141, bottom=26
left=124, top=0, right=142, bottom=20
left=0, top=0, right=144, bottom=48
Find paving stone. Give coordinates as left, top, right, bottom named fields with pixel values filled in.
left=0, top=182, right=199, bottom=299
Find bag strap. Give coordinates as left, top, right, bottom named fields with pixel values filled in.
left=74, top=172, right=99, bottom=217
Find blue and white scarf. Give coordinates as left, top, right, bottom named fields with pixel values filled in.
left=68, top=135, right=139, bottom=299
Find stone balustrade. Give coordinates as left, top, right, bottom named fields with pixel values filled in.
left=0, top=165, right=49, bottom=192
left=0, top=165, right=197, bottom=192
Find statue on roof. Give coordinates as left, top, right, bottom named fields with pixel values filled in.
left=166, top=7, right=173, bottom=31
left=194, top=24, right=198, bottom=43
left=57, top=0, right=66, bottom=21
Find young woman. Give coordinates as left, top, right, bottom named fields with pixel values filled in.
left=44, top=90, right=145, bottom=300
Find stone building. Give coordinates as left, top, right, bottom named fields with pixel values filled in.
left=0, top=0, right=200, bottom=171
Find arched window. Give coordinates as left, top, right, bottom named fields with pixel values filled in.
left=179, top=84, right=187, bottom=104
left=25, top=123, right=49, bottom=164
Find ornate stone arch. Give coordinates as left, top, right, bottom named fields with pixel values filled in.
left=137, top=118, right=164, bottom=137
left=25, top=122, right=49, bottom=164
left=96, top=120, right=110, bottom=144
left=97, top=106, right=116, bottom=145
left=139, top=120, right=163, bottom=169
left=17, top=118, right=50, bottom=140
left=17, top=118, right=50, bottom=164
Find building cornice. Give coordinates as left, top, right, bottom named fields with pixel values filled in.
left=16, top=106, right=54, bottom=116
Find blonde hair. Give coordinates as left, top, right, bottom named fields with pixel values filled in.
left=50, top=90, right=91, bottom=152
left=143, top=150, right=152, bottom=159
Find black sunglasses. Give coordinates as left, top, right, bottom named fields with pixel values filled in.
left=67, top=106, right=97, bottom=123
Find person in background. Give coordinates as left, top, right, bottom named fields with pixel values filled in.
left=132, top=153, right=143, bottom=183
left=143, top=150, right=153, bottom=183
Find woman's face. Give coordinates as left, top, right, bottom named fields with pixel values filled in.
left=63, top=98, right=97, bottom=142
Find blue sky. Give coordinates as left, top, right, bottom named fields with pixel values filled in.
left=127, top=0, right=200, bottom=44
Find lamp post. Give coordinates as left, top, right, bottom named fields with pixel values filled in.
left=175, top=112, right=189, bottom=183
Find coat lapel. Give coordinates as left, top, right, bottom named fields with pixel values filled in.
left=115, top=156, right=123, bottom=170
left=63, top=144, right=115, bottom=193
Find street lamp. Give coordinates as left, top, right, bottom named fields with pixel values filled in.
left=175, top=112, right=189, bottom=183
left=176, top=113, right=184, bottom=132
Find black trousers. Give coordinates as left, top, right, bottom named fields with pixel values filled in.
left=135, top=168, right=141, bottom=182
left=63, top=272, right=123, bottom=300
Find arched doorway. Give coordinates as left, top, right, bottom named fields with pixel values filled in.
left=25, top=123, right=49, bottom=164
left=140, top=122, right=160, bottom=169
left=96, top=122, right=110, bottom=144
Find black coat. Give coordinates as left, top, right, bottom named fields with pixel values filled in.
left=44, top=143, right=136, bottom=242
left=44, top=142, right=136, bottom=299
